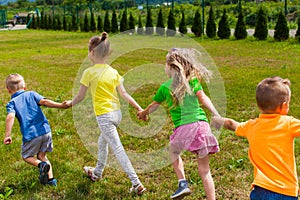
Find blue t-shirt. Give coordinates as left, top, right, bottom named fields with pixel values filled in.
left=6, top=90, right=51, bottom=143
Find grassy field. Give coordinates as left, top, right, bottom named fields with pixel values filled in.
left=1, top=30, right=300, bottom=200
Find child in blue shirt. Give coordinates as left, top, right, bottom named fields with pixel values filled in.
left=4, top=73, right=68, bottom=186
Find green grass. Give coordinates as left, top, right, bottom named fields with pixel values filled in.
left=1, top=30, right=300, bottom=200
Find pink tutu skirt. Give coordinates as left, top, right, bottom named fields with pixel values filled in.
left=170, top=121, right=219, bottom=158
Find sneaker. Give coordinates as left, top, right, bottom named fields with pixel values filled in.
left=83, top=166, right=101, bottom=181
left=130, top=183, right=146, bottom=195
left=39, top=162, right=50, bottom=185
left=47, top=179, right=57, bottom=186
left=170, top=180, right=191, bottom=199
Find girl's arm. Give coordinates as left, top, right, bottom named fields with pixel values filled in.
left=117, top=83, right=143, bottom=111
left=65, top=85, right=88, bottom=107
left=196, top=90, right=219, bottom=117
left=138, top=101, right=161, bottom=121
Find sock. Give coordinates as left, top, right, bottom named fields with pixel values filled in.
left=48, top=178, right=54, bottom=182
left=178, top=179, right=186, bottom=183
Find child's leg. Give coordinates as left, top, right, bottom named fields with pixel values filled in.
left=197, top=155, right=215, bottom=200
left=37, top=152, right=53, bottom=179
left=93, top=133, right=108, bottom=177
left=171, top=155, right=185, bottom=180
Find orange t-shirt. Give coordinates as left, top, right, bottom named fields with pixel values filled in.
left=236, top=114, right=300, bottom=197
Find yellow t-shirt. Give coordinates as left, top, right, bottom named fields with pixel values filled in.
left=80, top=64, right=123, bottom=116
left=236, top=114, right=300, bottom=197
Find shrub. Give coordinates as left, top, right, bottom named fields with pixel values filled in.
left=167, top=9, right=176, bottom=36
left=128, top=12, right=135, bottom=34
left=217, top=8, right=231, bottom=39
left=191, top=9, right=202, bottom=37
left=120, top=9, right=128, bottom=33
left=206, top=6, right=217, bottom=38
left=104, top=10, right=111, bottom=33
left=179, top=9, right=187, bottom=35
left=274, top=10, right=289, bottom=41
left=90, top=12, right=96, bottom=32
left=296, top=17, right=300, bottom=37
left=137, top=14, right=144, bottom=35
left=254, top=6, right=268, bottom=40
left=234, top=9, right=247, bottom=39
left=111, top=9, right=118, bottom=33
left=97, top=15, right=103, bottom=32
left=156, top=8, right=165, bottom=36
left=83, top=12, right=89, bottom=32
left=145, top=8, right=154, bottom=35
left=71, top=13, right=78, bottom=32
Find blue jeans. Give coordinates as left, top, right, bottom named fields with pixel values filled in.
left=250, top=186, right=298, bottom=200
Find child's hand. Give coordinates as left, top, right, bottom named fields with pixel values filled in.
left=210, top=116, right=225, bottom=130
left=62, top=100, right=72, bottom=108
left=4, top=136, right=12, bottom=145
left=137, top=110, right=148, bottom=121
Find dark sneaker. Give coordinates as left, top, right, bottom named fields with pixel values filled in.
left=170, top=180, right=191, bottom=199
left=130, top=183, right=146, bottom=195
left=47, top=179, right=57, bottom=186
left=39, top=162, right=50, bottom=185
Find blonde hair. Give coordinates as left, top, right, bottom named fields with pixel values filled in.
left=88, top=32, right=110, bottom=59
left=256, top=76, right=291, bottom=112
left=166, top=48, right=211, bottom=106
left=6, top=73, right=25, bottom=91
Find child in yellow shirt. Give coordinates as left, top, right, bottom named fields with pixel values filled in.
left=213, top=76, right=300, bottom=199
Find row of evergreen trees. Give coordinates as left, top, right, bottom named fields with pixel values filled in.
left=28, top=7, right=300, bottom=41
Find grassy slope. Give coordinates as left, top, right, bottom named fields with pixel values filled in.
left=0, top=30, right=300, bottom=199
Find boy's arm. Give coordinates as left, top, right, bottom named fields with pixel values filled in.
left=4, top=113, right=15, bottom=145
left=39, top=98, right=69, bottom=109
left=196, top=90, right=219, bottom=117
left=211, top=116, right=239, bottom=131
left=117, top=83, right=143, bottom=111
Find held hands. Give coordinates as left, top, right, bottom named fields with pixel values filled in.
left=62, top=100, right=72, bottom=108
left=210, top=115, right=225, bottom=130
left=137, top=110, right=149, bottom=121
left=4, top=136, right=12, bottom=145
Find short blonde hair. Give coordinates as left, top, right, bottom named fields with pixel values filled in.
left=6, top=73, right=25, bottom=91
left=256, top=76, right=291, bottom=112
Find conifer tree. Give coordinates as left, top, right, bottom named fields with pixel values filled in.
left=97, top=15, right=103, bottom=32
left=71, top=13, right=78, bottom=31
left=191, top=9, right=202, bottom=37
left=44, top=14, right=48, bottom=30
left=156, top=8, right=165, bottom=36
left=206, top=6, right=216, bottom=38
left=104, top=10, right=111, bottom=33
left=90, top=12, right=96, bottom=32
left=128, top=12, right=135, bottom=34
left=111, top=9, right=118, bottom=33
left=167, top=9, right=176, bottom=36
left=40, top=11, right=44, bottom=29
left=36, top=15, right=40, bottom=29
left=234, top=10, right=247, bottom=39
left=56, top=16, right=62, bottom=30
left=296, top=17, right=300, bottom=37
left=145, top=8, right=154, bottom=35
left=179, top=9, right=187, bottom=35
left=274, top=11, right=289, bottom=41
left=48, top=15, right=52, bottom=30
left=63, top=15, right=67, bottom=31
left=217, top=8, right=231, bottom=39
left=83, top=12, right=89, bottom=32
left=137, top=14, right=144, bottom=35
left=254, top=6, right=268, bottom=40
left=120, top=9, right=128, bottom=32
left=31, top=14, right=36, bottom=29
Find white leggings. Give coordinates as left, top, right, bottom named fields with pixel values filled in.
left=94, top=109, right=140, bottom=186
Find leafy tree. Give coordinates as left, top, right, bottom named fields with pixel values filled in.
left=179, top=9, right=187, bottom=35
left=234, top=10, right=247, bottom=40
left=104, top=10, right=111, bottom=33
left=156, top=8, right=165, bottom=36
left=111, top=9, right=118, bottom=33
left=145, top=8, right=154, bottom=35
left=90, top=12, right=96, bottom=32
left=254, top=6, right=268, bottom=40
left=137, top=14, right=144, bottom=35
left=206, top=6, right=216, bottom=38
left=128, top=12, right=135, bottom=34
left=191, top=9, right=202, bottom=37
left=217, top=8, right=231, bottom=39
left=274, top=11, right=289, bottom=41
left=120, top=9, right=128, bottom=32
left=97, top=15, right=103, bottom=32
left=83, top=12, right=89, bottom=32
left=167, top=9, right=176, bottom=36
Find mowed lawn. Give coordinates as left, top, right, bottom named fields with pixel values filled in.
left=1, top=30, right=300, bottom=200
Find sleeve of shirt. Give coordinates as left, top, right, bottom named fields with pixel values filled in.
left=190, top=78, right=203, bottom=93
left=116, top=71, right=123, bottom=86
left=32, top=91, right=45, bottom=105
left=290, top=117, right=300, bottom=137
left=235, top=120, right=251, bottom=137
left=6, top=101, right=15, bottom=114
left=153, top=84, right=167, bottom=103
left=80, top=69, right=90, bottom=87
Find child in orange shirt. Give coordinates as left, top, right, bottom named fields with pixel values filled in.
left=212, top=76, right=300, bottom=200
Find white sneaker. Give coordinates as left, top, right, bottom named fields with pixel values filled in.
left=130, top=183, right=146, bottom=195
left=83, top=166, right=101, bottom=181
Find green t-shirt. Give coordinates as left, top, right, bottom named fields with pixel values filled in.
left=153, top=78, right=208, bottom=128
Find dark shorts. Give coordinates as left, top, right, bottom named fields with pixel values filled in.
left=21, top=132, right=53, bottom=159
left=250, top=186, right=298, bottom=200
